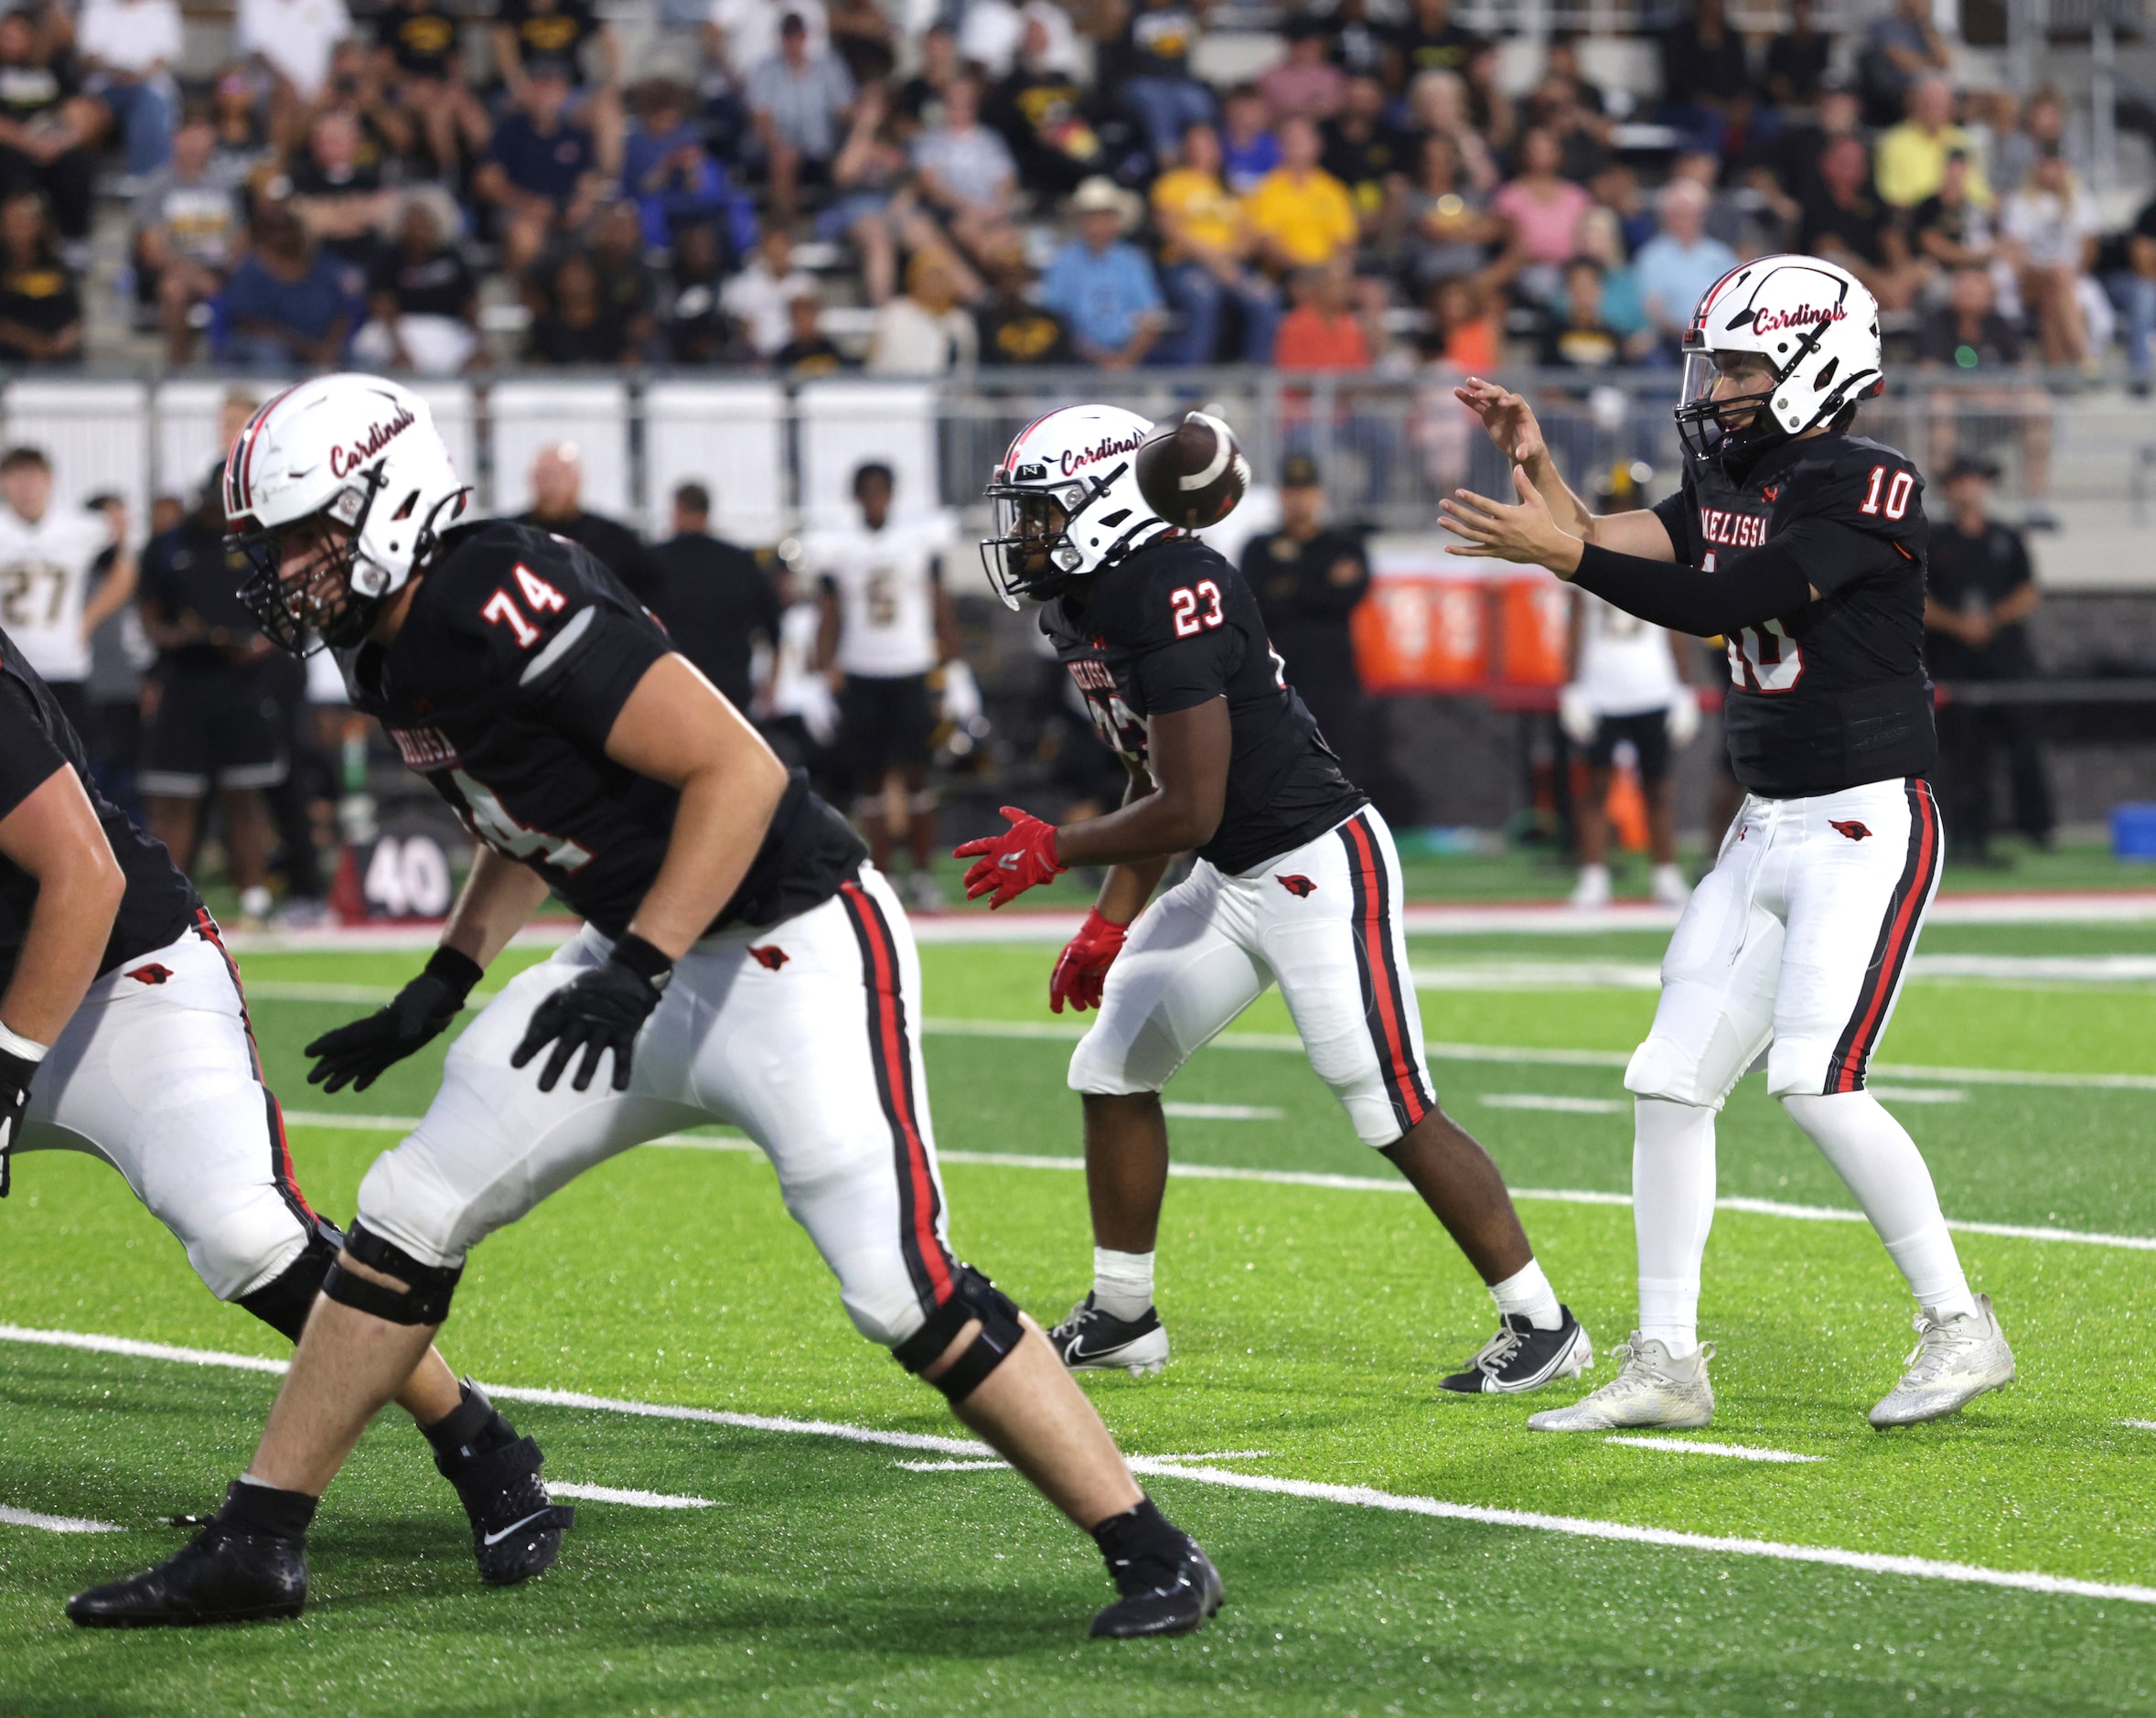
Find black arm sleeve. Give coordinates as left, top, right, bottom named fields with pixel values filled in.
left=1571, top=541, right=1814, bottom=636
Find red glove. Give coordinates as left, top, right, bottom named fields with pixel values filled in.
left=1049, top=908, right=1128, bottom=1014
left=955, top=806, right=1066, bottom=909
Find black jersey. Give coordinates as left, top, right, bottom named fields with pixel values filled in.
left=0, top=628, right=198, bottom=985
left=1652, top=434, right=1936, bottom=799
left=1043, top=534, right=1366, bottom=875
left=343, top=521, right=864, bottom=940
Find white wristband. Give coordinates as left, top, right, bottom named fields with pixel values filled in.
left=0, top=1023, right=48, bottom=1063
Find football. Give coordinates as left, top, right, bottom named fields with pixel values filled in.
left=1134, top=410, right=1251, bottom=530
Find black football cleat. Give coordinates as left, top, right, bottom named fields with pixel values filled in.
left=1439, top=1305, right=1594, bottom=1394
left=439, top=1429, right=574, bottom=1586
left=1091, top=1535, right=1225, bottom=1639
left=68, top=1520, right=306, bottom=1628
left=1049, top=1294, right=1170, bottom=1377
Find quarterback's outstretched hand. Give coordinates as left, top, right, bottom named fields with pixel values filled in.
left=1049, top=908, right=1128, bottom=1014
left=511, top=935, right=671, bottom=1093
left=1439, top=467, right=1584, bottom=574
left=0, top=1040, right=37, bottom=1197
left=306, top=948, right=484, bottom=1093
left=1453, top=376, right=1548, bottom=468
left=955, top=807, right=1066, bottom=909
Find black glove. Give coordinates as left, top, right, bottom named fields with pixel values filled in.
left=306, top=948, right=485, bottom=1094
left=0, top=1041, right=39, bottom=1198
left=510, top=934, right=671, bottom=1094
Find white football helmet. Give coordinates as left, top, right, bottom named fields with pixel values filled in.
left=225, top=372, right=471, bottom=653
left=1676, top=253, right=1883, bottom=463
left=980, top=403, right=1171, bottom=608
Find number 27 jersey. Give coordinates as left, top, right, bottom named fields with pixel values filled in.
left=1653, top=433, right=1936, bottom=799
left=342, top=521, right=864, bottom=938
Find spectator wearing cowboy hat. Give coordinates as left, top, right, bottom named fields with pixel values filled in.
left=1038, top=176, right=1163, bottom=370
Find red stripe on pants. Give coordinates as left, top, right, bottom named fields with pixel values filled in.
left=1831, top=783, right=1937, bottom=1093
left=1344, top=816, right=1429, bottom=1129
left=842, top=882, right=953, bottom=1305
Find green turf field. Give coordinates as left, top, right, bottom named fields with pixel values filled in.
left=4, top=922, right=2156, bottom=1714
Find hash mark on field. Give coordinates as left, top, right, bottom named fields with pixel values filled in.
left=1479, top=1093, right=1627, bottom=1114
left=2119, top=1420, right=2156, bottom=1433
left=897, top=1460, right=1009, bottom=1473
left=1603, top=1437, right=1825, bottom=1465
left=1162, top=1102, right=1284, bottom=1122
left=8, top=1323, right=2154, bottom=1609
left=0, top=1504, right=123, bottom=1533
left=549, top=1483, right=718, bottom=1509
left=1871, top=1086, right=1967, bottom=1104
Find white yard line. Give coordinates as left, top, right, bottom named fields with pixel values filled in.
left=253, top=997, right=2156, bottom=1094
left=2118, top=1420, right=2156, bottom=1432
left=549, top=1483, right=717, bottom=1509
left=0, top=1504, right=124, bottom=1533
left=1160, top=1102, right=1283, bottom=1122
left=1478, top=1094, right=1628, bottom=1114
left=1871, top=1086, right=1968, bottom=1104
left=1408, top=955, right=2156, bottom=991
left=1602, top=1437, right=1824, bottom=1465
left=271, top=1115, right=2156, bottom=1253
left=919, top=1017, right=2156, bottom=1094
left=7, top=1321, right=2151, bottom=1608
left=215, top=892, right=2156, bottom=955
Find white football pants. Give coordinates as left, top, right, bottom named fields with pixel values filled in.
left=1625, top=777, right=1944, bottom=1106
left=15, top=912, right=325, bottom=1300
left=1069, top=805, right=1438, bottom=1147
left=355, top=864, right=961, bottom=1348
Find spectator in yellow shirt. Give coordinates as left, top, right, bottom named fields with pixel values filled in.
left=1152, top=121, right=1281, bottom=361
left=1243, top=116, right=1358, bottom=274
left=1877, top=76, right=1990, bottom=210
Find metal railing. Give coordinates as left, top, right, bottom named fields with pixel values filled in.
left=5, top=367, right=2146, bottom=545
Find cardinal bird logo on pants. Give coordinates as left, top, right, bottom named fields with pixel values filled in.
left=1830, top=820, right=1873, bottom=842
left=749, top=945, right=788, bottom=971
left=1276, top=875, right=1317, bottom=898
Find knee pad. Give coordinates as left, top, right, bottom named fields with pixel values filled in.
left=234, top=1218, right=347, bottom=1341
left=322, top=1219, right=464, bottom=1326
left=890, top=1264, right=1025, bottom=1404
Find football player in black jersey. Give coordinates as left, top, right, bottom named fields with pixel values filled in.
left=0, top=623, right=563, bottom=1599
left=72, top=376, right=1221, bottom=1641
left=1436, top=253, right=2013, bottom=1432
left=959, top=404, right=1591, bottom=1396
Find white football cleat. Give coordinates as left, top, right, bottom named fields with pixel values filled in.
left=1869, top=1294, right=2014, bottom=1427
left=1571, top=864, right=1612, bottom=911
left=1650, top=863, right=1689, bottom=907
left=1527, top=1335, right=1714, bottom=1431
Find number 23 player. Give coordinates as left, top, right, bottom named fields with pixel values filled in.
left=958, top=404, right=1591, bottom=1397
left=1438, top=253, right=2013, bottom=1432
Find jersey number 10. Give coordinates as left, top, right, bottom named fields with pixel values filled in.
left=1704, top=550, right=1805, bottom=693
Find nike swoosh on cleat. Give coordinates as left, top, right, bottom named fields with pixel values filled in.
left=482, top=1509, right=554, bottom=1547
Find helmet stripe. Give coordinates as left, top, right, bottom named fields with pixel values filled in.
left=231, top=383, right=300, bottom=515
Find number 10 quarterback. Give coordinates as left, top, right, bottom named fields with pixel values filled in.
left=1437, top=252, right=2015, bottom=1433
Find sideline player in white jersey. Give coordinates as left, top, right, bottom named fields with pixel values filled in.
left=1438, top=254, right=2013, bottom=1431
left=1561, top=590, right=1699, bottom=909
left=0, top=445, right=134, bottom=733
left=810, top=461, right=960, bottom=909
left=71, top=375, right=1222, bottom=1640
left=955, top=404, right=1591, bottom=1397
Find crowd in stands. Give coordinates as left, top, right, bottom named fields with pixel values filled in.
left=0, top=0, right=2140, bottom=389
